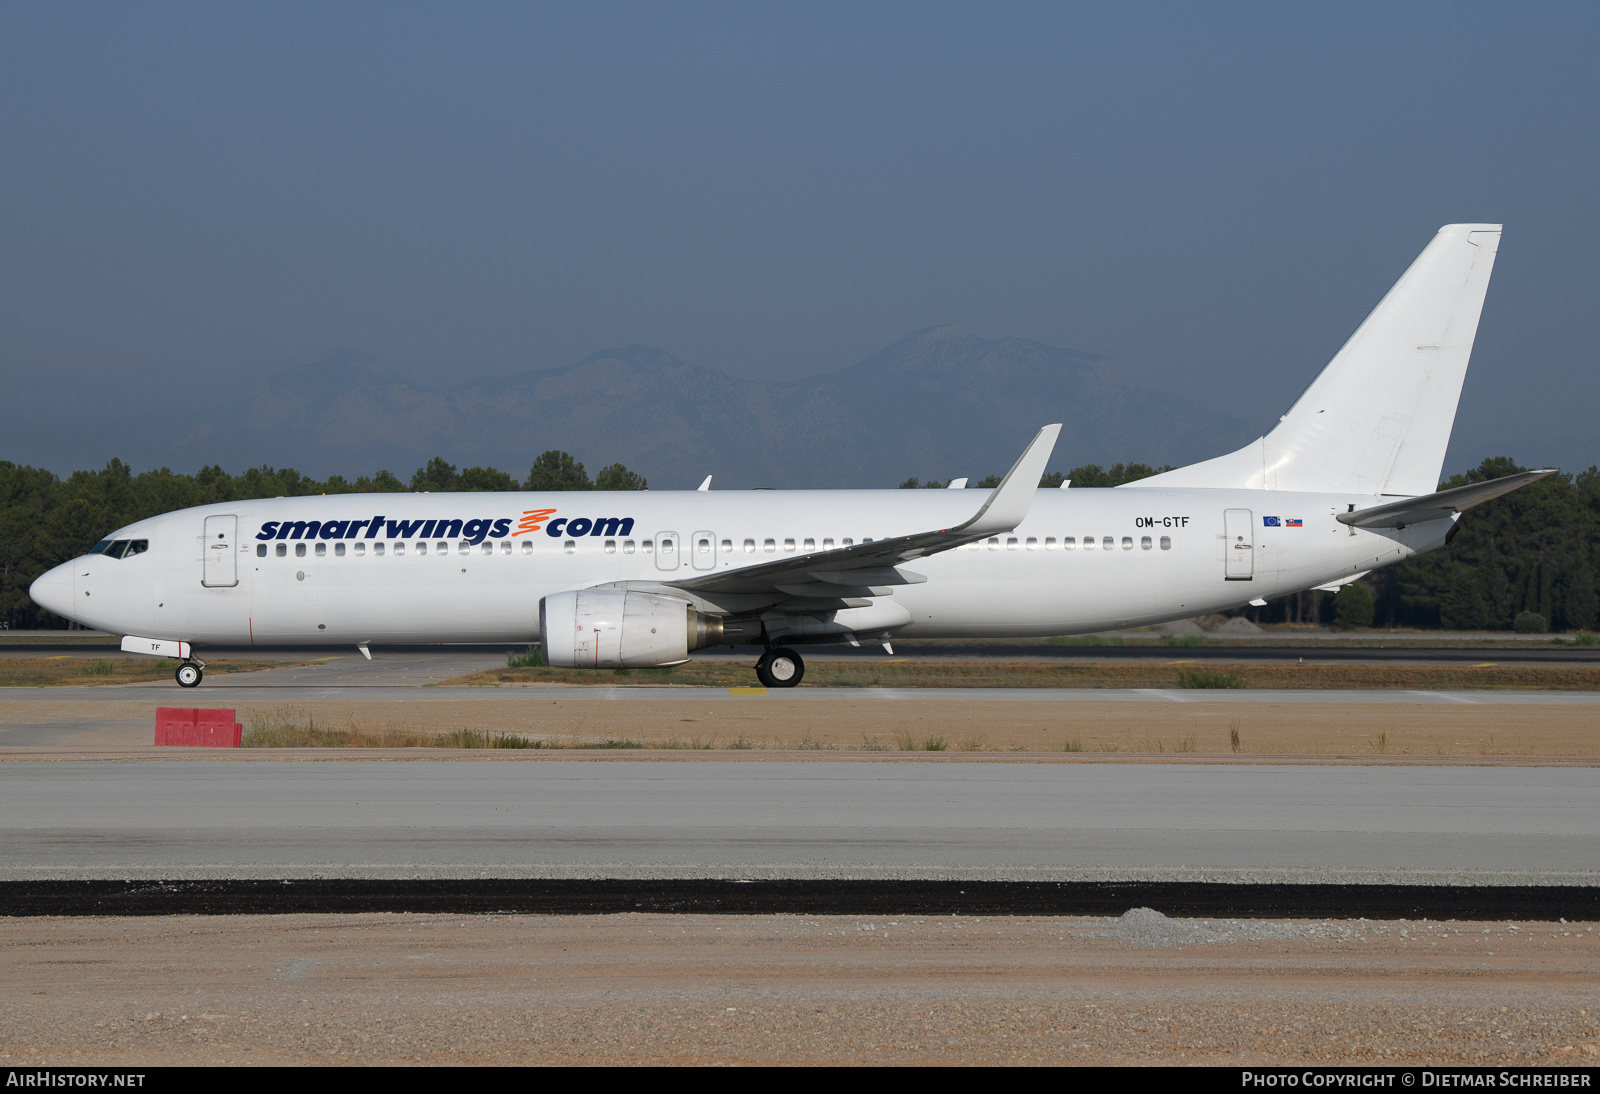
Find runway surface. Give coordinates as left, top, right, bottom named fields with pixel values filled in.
left=4, top=760, right=1595, bottom=887
left=5, top=682, right=1597, bottom=704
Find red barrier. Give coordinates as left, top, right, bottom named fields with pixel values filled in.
left=154, top=707, right=242, bottom=747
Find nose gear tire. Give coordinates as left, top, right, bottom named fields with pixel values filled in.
left=176, top=663, right=203, bottom=688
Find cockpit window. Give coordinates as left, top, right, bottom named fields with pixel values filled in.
left=97, top=539, right=148, bottom=560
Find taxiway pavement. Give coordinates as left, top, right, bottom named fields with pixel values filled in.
left=3, top=760, right=1595, bottom=887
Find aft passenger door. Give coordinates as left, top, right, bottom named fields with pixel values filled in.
left=1223, top=509, right=1253, bottom=580
left=202, top=515, right=238, bottom=587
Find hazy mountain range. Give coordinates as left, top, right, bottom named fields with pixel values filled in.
left=14, top=326, right=1263, bottom=488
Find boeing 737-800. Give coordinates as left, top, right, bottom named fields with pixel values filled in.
left=30, top=224, right=1550, bottom=688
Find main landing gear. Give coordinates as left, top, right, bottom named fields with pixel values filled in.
left=175, top=660, right=204, bottom=688
left=755, top=647, right=804, bottom=688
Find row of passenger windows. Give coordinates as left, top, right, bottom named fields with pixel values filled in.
left=256, top=537, right=870, bottom=558
left=257, top=533, right=1179, bottom=559
left=969, top=535, right=1175, bottom=551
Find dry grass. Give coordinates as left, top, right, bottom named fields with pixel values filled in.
left=0, top=657, right=312, bottom=688
left=440, top=659, right=1600, bottom=691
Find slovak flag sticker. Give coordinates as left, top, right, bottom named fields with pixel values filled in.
left=1262, top=516, right=1281, bottom=527
left=1285, top=518, right=1303, bottom=527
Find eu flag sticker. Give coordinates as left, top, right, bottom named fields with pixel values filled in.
left=1262, top=516, right=1281, bottom=527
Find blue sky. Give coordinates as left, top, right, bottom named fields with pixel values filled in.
left=2, top=2, right=1596, bottom=472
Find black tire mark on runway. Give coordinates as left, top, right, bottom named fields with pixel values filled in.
left=4, top=880, right=1596, bottom=919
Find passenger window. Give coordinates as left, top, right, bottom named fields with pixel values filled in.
left=721, top=539, right=732, bottom=552
left=481, top=542, right=493, bottom=555
left=1103, top=536, right=1115, bottom=551
left=374, top=542, right=386, bottom=556
left=743, top=538, right=755, bottom=553
left=1063, top=537, right=1076, bottom=550
left=1044, top=537, right=1056, bottom=550
left=257, top=544, right=267, bottom=557
left=1025, top=537, right=1038, bottom=550
left=416, top=542, right=427, bottom=556
left=697, top=537, right=711, bottom=554
left=967, top=543, right=980, bottom=551
left=563, top=540, right=576, bottom=554
left=802, top=538, right=815, bottom=551
left=987, top=537, right=999, bottom=551
left=296, top=543, right=308, bottom=557
left=1121, top=536, right=1133, bottom=551
left=458, top=541, right=470, bottom=555
left=604, top=539, right=617, bottom=554
left=783, top=538, right=795, bottom=552
left=1141, top=536, right=1152, bottom=550
left=500, top=541, right=510, bottom=555
left=622, top=540, right=635, bottom=554
left=393, top=542, right=404, bottom=556
left=355, top=542, right=366, bottom=556
left=763, top=538, right=776, bottom=553
left=661, top=538, right=675, bottom=555
left=315, top=543, right=327, bottom=557
left=1006, top=537, right=1018, bottom=550
left=522, top=540, right=534, bottom=554
left=842, top=538, right=854, bottom=547
left=1160, top=536, right=1172, bottom=551
left=642, top=540, right=654, bottom=553
left=436, top=541, right=448, bottom=554
left=1083, top=537, right=1095, bottom=551
left=276, top=543, right=288, bottom=557
left=822, top=538, right=834, bottom=549
left=334, top=543, right=345, bottom=557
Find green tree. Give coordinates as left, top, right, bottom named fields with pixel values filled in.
left=594, top=463, right=647, bottom=491
left=526, top=450, right=591, bottom=491
left=410, top=457, right=459, bottom=492
left=1333, top=583, right=1375, bottom=630
left=457, top=465, right=519, bottom=492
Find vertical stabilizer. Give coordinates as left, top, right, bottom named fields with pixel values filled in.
left=1139, top=224, right=1502, bottom=496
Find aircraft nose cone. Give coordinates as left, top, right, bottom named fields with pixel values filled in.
left=28, top=563, right=75, bottom=618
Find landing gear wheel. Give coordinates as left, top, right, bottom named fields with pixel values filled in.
left=175, top=662, right=203, bottom=688
left=755, top=647, right=804, bottom=688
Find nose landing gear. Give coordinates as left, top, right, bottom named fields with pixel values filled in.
left=755, top=647, right=804, bottom=688
left=175, top=660, right=205, bottom=688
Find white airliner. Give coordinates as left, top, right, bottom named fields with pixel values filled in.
left=30, top=224, right=1550, bottom=688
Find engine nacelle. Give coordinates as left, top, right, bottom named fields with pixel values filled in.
left=540, top=589, right=720, bottom=668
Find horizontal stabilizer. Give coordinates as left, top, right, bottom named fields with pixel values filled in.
left=1337, top=470, right=1554, bottom=529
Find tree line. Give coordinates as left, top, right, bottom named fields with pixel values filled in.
left=0, top=451, right=643, bottom=628
left=3, top=453, right=1596, bottom=632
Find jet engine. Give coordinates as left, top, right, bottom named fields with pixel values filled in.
left=539, top=589, right=727, bottom=668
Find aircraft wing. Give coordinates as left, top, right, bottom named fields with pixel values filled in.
left=666, top=424, right=1061, bottom=603
left=1336, top=469, right=1555, bottom=529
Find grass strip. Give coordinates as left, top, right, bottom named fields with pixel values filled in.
left=438, top=660, right=1600, bottom=691
left=0, top=657, right=316, bottom=687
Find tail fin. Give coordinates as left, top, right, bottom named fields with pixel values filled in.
left=1140, top=224, right=1502, bottom=496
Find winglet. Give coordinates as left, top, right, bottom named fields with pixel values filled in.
left=952, top=424, right=1062, bottom=537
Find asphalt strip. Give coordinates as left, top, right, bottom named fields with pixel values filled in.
left=6, top=879, right=1597, bottom=919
